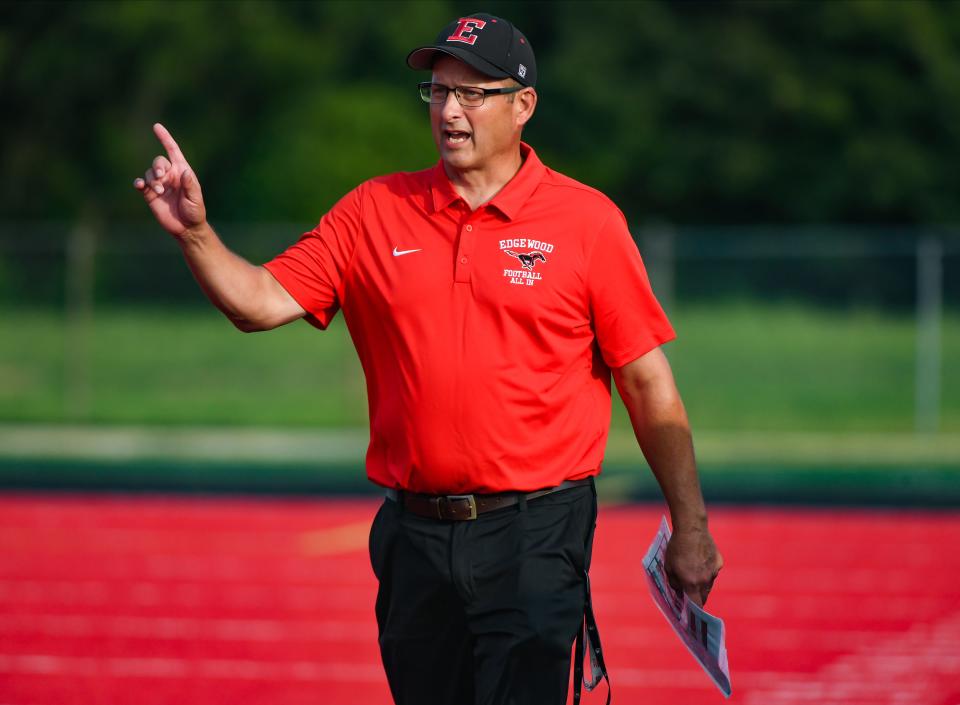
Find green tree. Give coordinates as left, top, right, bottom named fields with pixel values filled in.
left=2, top=0, right=959, bottom=227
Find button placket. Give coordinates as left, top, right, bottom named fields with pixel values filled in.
left=454, top=217, right=476, bottom=283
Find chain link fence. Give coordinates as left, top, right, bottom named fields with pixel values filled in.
left=1, top=222, right=957, bottom=433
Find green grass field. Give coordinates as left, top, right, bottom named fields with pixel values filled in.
left=2, top=303, right=958, bottom=433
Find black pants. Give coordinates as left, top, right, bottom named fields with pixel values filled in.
left=368, top=481, right=598, bottom=705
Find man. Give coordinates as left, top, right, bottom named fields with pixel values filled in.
left=134, top=12, right=722, bottom=705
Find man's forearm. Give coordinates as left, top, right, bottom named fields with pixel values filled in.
left=632, top=410, right=708, bottom=532
left=613, top=351, right=709, bottom=532
left=177, top=222, right=292, bottom=332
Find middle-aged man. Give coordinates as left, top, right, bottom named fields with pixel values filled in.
left=134, top=12, right=723, bottom=705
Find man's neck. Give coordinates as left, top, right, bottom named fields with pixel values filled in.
left=444, top=147, right=524, bottom=211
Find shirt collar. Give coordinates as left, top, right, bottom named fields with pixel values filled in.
left=428, top=142, right=546, bottom=220
left=428, top=161, right=462, bottom=214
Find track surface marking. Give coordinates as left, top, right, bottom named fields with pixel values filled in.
left=1, top=494, right=958, bottom=704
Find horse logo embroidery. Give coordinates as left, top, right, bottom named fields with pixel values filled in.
left=504, top=250, right=547, bottom=270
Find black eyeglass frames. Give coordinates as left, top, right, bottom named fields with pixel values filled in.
left=418, top=81, right=524, bottom=107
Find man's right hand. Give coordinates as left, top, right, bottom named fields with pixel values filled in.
left=133, top=123, right=206, bottom=238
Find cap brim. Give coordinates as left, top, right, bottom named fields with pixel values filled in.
left=406, top=46, right=511, bottom=81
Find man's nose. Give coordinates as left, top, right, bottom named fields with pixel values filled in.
left=439, top=89, right=464, bottom=120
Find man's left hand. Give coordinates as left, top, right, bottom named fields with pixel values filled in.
left=664, top=526, right=723, bottom=607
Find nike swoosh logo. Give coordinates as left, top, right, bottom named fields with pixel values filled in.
left=392, top=247, right=422, bottom=257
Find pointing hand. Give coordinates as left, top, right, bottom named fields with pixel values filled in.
left=133, top=123, right=206, bottom=238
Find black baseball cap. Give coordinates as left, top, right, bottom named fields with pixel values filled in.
left=407, top=12, right=537, bottom=87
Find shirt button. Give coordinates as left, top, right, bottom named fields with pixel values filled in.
left=460, top=257, right=469, bottom=264
left=465, top=224, right=473, bottom=232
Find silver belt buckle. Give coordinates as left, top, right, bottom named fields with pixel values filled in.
left=443, top=494, right=478, bottom=520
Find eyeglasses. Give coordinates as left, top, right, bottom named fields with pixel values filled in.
left=418, top=81, right=523, bottom=107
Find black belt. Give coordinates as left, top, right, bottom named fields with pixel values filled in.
left=385, top=478, right=592, bottom=521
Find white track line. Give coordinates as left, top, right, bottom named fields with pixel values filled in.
left=596, top=590, right=955, bottom=620
left=0, top=654, right=384, bottom=682
left=0, top=580, right=373, bottom=610
left=0, top=613, right=893, bottom=652
left=743, top=610, right=960, bottom=704
left=0, top=614, right=373, bottom=642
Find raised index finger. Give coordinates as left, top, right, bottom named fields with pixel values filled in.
left=153, top=122, right=187, bottom=166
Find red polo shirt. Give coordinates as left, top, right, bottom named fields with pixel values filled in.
left=264, top=144, right=675, bottom=494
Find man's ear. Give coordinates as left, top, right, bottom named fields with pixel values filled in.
left=516, top=88, right=538, bottom=127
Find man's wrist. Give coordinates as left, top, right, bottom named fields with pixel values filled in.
left=669, top=508, right=709, bottom=533
left=178, top=221, right=212, bottom=248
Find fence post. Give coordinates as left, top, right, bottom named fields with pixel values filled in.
left=915, top=234, right=942, bottom=433
left=642, top=225, right=676, bottom=315
left=65, top=219, right=97, bottom=420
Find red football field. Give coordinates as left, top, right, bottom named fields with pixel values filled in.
left=1, top=493, right=958, bottom=705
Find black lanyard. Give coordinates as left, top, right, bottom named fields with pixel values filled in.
left=573, top=570, right=611, bottom=705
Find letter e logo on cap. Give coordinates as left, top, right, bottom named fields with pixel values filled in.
left=447, top=17, right=487, bottom=45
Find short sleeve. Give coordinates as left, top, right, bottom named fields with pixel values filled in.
left=586, top=209, right=676, bottom=367
left=263, top=184, right=363, bottom=330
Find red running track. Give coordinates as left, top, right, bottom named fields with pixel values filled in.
left=0, top=493, right=958, bottom=705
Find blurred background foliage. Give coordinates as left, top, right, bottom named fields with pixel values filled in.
left=1, top=0, right=958, bottom=437
left=2, top=0, right=960, bottom=225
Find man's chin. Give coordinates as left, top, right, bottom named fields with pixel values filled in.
left=440, top=148, right=475, bottom=171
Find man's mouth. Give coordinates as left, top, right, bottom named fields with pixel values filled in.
left=444, top=130, right=471, bottom=144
